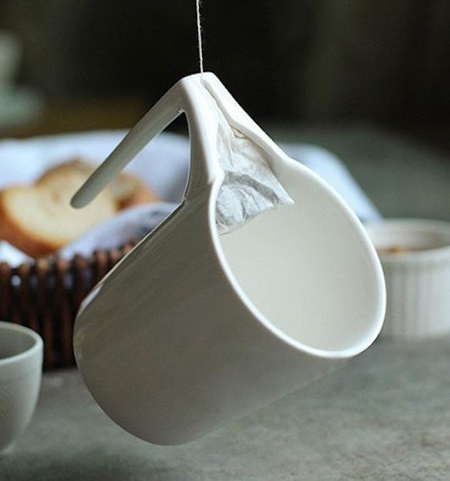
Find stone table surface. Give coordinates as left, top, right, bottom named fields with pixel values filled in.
left=1, top=125, right=450, bottom=480
left=2, top=338, right=450, bottom=481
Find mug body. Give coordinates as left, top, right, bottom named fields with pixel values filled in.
left=0, top=322, right=43, bottom=454
left=75, top=191, right=307, bottom=445
left=74, top=160, right=384, bottom=445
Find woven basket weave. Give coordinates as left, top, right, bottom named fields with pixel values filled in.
left=0, top=241, right=137, bottom=369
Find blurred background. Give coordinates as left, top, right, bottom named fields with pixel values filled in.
left=0, top=0, right=449, bottom=151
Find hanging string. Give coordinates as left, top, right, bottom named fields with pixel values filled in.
left=196, top=0, right=205, bottom=81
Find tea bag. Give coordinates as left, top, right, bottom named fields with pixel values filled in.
left=214, top=108, right=294, bottom=234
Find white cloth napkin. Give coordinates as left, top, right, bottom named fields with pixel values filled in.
left=0, top=130, right=380, bottom=266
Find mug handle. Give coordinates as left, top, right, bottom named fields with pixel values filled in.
left=71, top=74, right=223, bottom=209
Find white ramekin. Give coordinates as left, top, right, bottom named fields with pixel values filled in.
left=0, top=321, right=43, bottom=454
left=365, top=219, right=450, bottom=340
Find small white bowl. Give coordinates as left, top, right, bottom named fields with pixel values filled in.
left=365, top=219, right=450, bottom=340
left=0, top=321, right=43, bottom=454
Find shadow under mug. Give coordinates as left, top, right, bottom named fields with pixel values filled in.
left=0, top=321, right=43, bottom=454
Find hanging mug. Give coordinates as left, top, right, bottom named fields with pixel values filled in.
left=73, top=74, right=385, bottom=445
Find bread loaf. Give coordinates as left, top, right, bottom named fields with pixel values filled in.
left=0, top=158, right=160, bottom=257
left=38, top=159, right=160, bottom=209
left=0, top=170, right=117, bottom=257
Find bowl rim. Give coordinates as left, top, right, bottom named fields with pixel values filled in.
left=365, top=218, right=450, bottom=262
left=0, top=321, right=43, bottom=367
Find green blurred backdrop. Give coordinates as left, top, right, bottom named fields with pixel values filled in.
left=1, top=1, right=449, bottom=132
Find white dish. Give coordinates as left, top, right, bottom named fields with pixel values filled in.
left=0, top=87, right=44, bottom=129
left=365, top=218, right=450, bottom=340
left=0, top=321, right=43, bottom=454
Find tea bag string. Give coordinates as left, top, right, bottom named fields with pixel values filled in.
left=196, top=0, right=205, bottom=82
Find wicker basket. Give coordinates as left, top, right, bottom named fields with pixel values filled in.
left=0, top=241, right=138, bottom=369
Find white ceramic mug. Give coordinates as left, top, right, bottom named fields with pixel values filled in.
left=0, top=321, right=43, bottom=454
left=73, top=74, right=385, bottom=445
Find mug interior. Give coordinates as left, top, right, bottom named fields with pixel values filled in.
left=216, top=164, right=384, bottom=355
left=0, top=322, right=40, bottom=361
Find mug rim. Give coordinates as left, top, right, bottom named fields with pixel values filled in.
left=0, top=321, right=43, bottom=367
left=207, top=161, right=386, bottom=361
